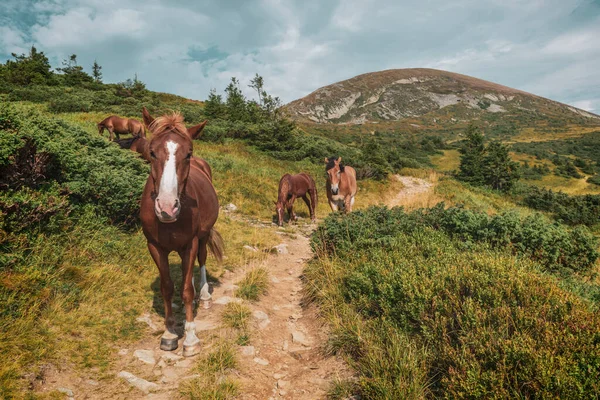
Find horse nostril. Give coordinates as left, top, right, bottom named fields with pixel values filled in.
left=174, top=199, right=180, bottom=209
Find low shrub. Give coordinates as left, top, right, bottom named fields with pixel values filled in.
left=521, top=186, right=600, bottom=227
left=309, top=206, right=600, bottom=399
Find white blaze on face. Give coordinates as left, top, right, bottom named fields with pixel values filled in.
left=159, top=140, right=179, bottom=204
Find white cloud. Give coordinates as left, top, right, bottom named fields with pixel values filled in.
left=0, top=26, right=28, bottom=55
left=0, top=0, right=598, bottom=110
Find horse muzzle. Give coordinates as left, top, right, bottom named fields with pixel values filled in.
left=155, top=198, right=180, bottom=223
left=331, top=186, right=339, bottom=195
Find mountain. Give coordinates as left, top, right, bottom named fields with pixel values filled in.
left=284, top=68, right=599, bottom=129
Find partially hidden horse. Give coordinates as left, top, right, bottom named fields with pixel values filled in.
left=117, top=136, right=151, bottom=161
left=98, top=115, right=146, bottom=141
left=275, top=173, right=317, bottom=226
left=325, top=156, right=357, bottom=213
left=140, top=107, right=223, bottom=357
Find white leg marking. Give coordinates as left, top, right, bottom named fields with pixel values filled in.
left=192, top=276, right=196, bottom=298
left=329, top=201, right=338, bottom=211
left=159, top=141, right=179, bottom=201
left=351, top=196, right=355, bottom=207
left=200, top=265, right=211, bottom=301
left=183, top=321, right=200, bottom=347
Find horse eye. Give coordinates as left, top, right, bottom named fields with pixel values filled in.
left=150, top=151, right=156, bottom=159
left=186, top=153, right=192, bottom=160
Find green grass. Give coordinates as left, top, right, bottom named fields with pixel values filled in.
left=221, top=302, right=252, bottom=331
left=179, top=341, right=239, bottom=399
left=235, top=267, right=269, bottom=301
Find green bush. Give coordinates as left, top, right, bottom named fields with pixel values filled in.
left=0, top=104, right=148, bottom=226
left=313, top=205, right=598, bottom=273
left=309, top=206, right=600, bottom=398
left=521, top=186, right=600, bottom=227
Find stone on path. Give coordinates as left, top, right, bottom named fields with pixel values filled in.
left=118, top=348, right=129, bottom=356
left=243, top=245, right=258, bottom=252
left=118, top=371, right=159, bottom=394
left=161, top=367, right=179, bottom=383
left=213, top=296, right=241, bottom=305
left=57, top=387, right=74, bottom=397
left=134, top=349, right=156, bottom=365
left=174, top=359, right=193, bottom=368
left=272, top=244, right=288, bottom=254
left=253, top=357, right=269, bottom=366
left=161, top=353, right=183, bottom=363
left=225, top=203, right=237, bottom=212
left=291, top=331, right=312, bottom=347
left=136, top=313, right=158, bottom=331
left=240, top=345, right=255, bottom=356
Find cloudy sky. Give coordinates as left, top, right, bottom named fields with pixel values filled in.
left=1, top=0, right=599, bottom=111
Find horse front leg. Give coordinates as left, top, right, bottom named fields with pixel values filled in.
left=344, top=195, right=354, bottom=214
left=147, top=242, right=178, bottom=351
left=287, top=195, right=297, bottom=223
left=180, top=237, right=201, bottom=357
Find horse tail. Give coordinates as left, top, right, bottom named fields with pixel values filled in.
left=309, top=174, right=318, bottom=210
left=207, top=228, right=224, bottom=264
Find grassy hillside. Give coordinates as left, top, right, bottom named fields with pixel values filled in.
left=308, top=206, right=600, bottom=399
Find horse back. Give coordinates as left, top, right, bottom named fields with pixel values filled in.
left=192, top=158, right=212, bottom=182
left=342, top=166, right=357, bottom=196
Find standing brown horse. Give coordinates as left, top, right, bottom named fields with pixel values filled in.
left=275, top=173, right=317, bottom=226
left=98, top=115, right=146, bottom=141
left=325, top=156, right=357, bottom=213
left=140, top=107, right=223, bottom=357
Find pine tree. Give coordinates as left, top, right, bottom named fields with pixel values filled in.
left=457, top=124, right=486, bottom=185
left=225, top=77, right=247, bottom=121
left=483, top=141, right=520, bottom=191
left=92, top=60, right=102, bottom=83
left=204, top=89, right=226, bottom=119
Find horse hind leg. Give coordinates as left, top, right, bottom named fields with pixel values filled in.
left=301, top=194, right=313, bottom=222
left=197, top=236, right=211, bottom=309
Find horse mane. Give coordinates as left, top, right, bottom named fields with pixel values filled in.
left=326, top=156, right=344, bottom=172
left=149, top=112, right=189, bottom=139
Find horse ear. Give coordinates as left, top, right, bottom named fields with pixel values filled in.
left=142, top=107, right=154, bottom=129
left=337, top=157, right=342, bottom=164
left=324, top=157, right=328, bottom=164
left=188, top=120, right=208, bottom=140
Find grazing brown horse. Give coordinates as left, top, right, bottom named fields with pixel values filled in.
left=325, top=156, right=357, bottom=213
left=140, top=107, right=223, bottom=357
left=98, top=115, right=146, bottom=141
left=275, top=173, right=317, bottom=226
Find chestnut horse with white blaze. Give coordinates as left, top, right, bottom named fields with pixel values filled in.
left=98, top=115, right=146, bottom=141
left=139, top=107, right=223, bottom=357
left=275, top=173, right=317, bottom=226
left=325, top=156, right=357, bottom=213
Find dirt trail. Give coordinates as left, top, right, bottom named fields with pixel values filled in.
left=387, top=175, right=433, bottom=208
left=41, top=176, right=432, bottom=399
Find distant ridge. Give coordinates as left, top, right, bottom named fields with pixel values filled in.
left=284, top=68, right=599, bottom=126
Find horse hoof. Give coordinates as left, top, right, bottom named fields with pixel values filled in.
left=201, top=299, right=212, bottom=309
left=160, top=337, right=178, bottom=351
left=183, top=344, right=201, bottom=357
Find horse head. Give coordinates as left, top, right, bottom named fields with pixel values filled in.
left=142, top=107, right=207, bottom=223
left=325, top=156, right=344, bottom=195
